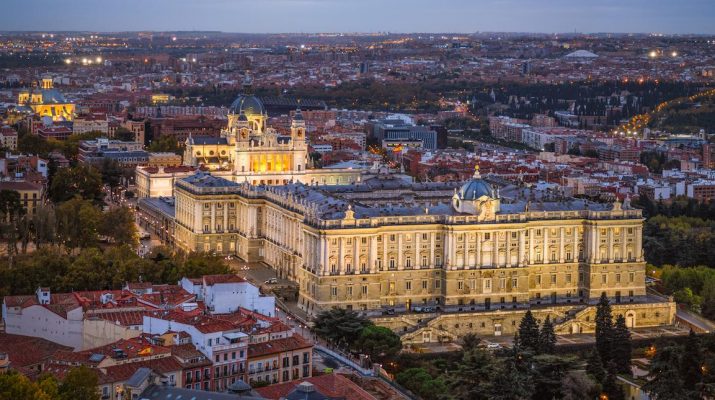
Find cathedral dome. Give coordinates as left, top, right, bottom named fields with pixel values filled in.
left=229, top=95, right=265, bottom=116
left=457, top=165, right=496, bottom=200
left=457, top=179, right=496, bottom=200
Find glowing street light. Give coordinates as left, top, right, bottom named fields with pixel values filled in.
left=671, top=51, right=678, bottom=57
left=649, top=50, right=657, bottom=58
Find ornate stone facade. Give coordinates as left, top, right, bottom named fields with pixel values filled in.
left=143, top=166, right=675, bottom=341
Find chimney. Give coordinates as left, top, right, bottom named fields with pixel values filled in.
left=36, top=287, right=50, bottom=305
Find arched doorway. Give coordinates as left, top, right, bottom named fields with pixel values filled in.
left=626, top=311, right=636, bottom=328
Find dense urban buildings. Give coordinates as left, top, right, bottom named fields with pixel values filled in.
left=1, top=4, right=715, bottom=399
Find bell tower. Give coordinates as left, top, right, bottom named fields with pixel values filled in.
left=290, top=108, right=307, bottom=150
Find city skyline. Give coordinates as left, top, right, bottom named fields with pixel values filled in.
left=2, top=0, right=715, bottom=34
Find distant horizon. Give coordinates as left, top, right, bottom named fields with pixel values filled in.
left=2, top=0, right=714, bottom=35
left=2, top=30, right=715, bottom=36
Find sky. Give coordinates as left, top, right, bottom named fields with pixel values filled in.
left=2, top=0, right=714, bottom=34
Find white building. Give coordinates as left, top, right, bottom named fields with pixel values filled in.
left=2, top=287, right=84, bottom=349
left=180, top=274, right=275, bottom=317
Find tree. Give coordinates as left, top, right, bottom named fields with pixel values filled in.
left=396, top=368, right=447, bottom=400
left=354, top=325, right=402, bottom=363
left=56, top=197, right=101, bottom=249
left=531, top=355, right=574, bottom=400
left=643, top=344, right=688, bottom=400
left=314, top=308, right=371, bottom=346
left=50, top=165, right=103, bottom=203
left=149, top=135, right=182, bottom=154
left=595, top=292, right=614, bottom=364
left=681, top=330, right=704, bottom=396
left=113, top=127, right=136, bottom=142
left=59, top=366, right=100, bottom=400
left=538, top=315, right=556, bottom=354
left=460, top=332, right=481, bottom=351
left=586, top=348, right=606, bottom=384
left=99, top=158, right=123, bottom=194
left=561, top=371, right=601, bottom=400
left=487, top=354, right=533, bottom=400
left=611, top=315, right=632, bottom=374
left=0, top=371, right=54, bottom=400
left=447, top=347, right=495, bottom=400
left=98, top=206, right=137, bottom=245
left=0, top=190, right=25, bottom=221
left=602, top=363, right=626, bottom=400
left=516, top=310, right=540, bottom=352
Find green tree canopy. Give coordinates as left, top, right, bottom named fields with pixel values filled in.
left=50, top=165, right=103, bottom=203
left=354, top=325, right=402, bottom=363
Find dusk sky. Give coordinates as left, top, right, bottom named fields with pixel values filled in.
left=2, top=0, right=714, bottom=34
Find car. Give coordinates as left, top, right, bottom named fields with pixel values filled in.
left=382, top=308, right=396, bottom=315
left=486, top=343, right=502, bottom=350
left=412, top=306, right=423, bottom=313
left=264, top=278, right=278, bottom=284
left=422, top=306, right=435, bottom=313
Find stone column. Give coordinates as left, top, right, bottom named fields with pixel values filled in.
left=476, top=232, right=482, bottom=268
left=397, top=234, right=404, bottom=270
left=210, top=202, right=216, bottom=233
left=338, top=237, right=345, bottom=275
left=369, top=236, right=377, bottom=273
left=608, top=228, right=614, bottom=263
left=430, top=233, right=435, bottom=268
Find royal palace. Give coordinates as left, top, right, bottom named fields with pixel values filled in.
left=138, top=92, right=675, bottom=344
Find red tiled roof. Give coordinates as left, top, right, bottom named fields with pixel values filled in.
left=99, top=357, right=184, bottom=384
left=0, top=333, right=71, bottom=369
left=248, top=334, right=312, bottom=359
left=203, top=274, right=245, bottom=285
left=255, top=373, right=376, bottom=400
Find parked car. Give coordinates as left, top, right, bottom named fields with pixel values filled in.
left=264, top=278, right=278, bottom=284
left=383, top=308, right=396, bottom=315
left=486, top=342, right=502, bottom=350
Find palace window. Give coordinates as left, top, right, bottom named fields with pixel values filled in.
left=330, top=287, right=337, bottom=297
left=389, top=258, right=396, bottom=269
left=422, top=280, right=428, bottom=289
left=458, top=281, right=464, bottom=290
left=405, top=281, right=412, bottom=291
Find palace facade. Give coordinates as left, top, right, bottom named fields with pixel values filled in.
left=138, top=164, right=676, bottom=342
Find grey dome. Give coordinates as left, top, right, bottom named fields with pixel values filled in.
left=458, top=179, right=496, bottom=200
left=229, top=94, right=265, bottom=116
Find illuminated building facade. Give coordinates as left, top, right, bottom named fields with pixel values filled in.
left=137, top=79, right=362, bottom=199
left=17, top=76, right=75, bottom=121
left=141, top=165, right=675, bottom=342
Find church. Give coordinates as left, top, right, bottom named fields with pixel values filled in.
left=136, top=79, right=363, bottom=198
left=17, top=75, right=75, bottom=121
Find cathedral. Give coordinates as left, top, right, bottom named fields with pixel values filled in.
left=17, top=75, right=75, bottom=121
left=181, top=79, right=361, bottom=186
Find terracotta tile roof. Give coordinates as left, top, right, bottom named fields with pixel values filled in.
left=255, top=373, right=376, bottom=400
left=248, top=334, right=312, bottom=359
left=0, top=333, right=71, bottom=369
left=86, top=310, right=147, bottom=326
left=99, top=357, right=184, bottom=385
left=203, top=274, right=245, bottom=285
left=84, top=337, right=171, bottom=361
